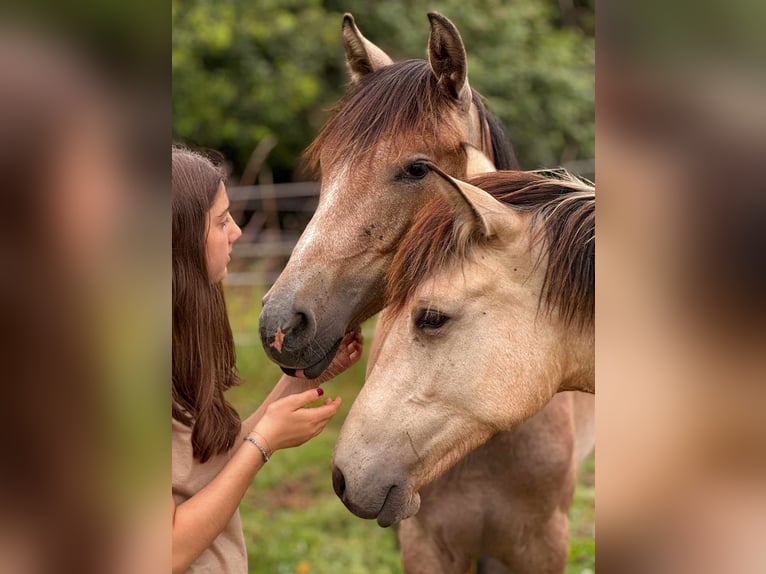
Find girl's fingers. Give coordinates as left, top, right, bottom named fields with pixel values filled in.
left=307, top=397, right=342, bottom=419
left=288, top=330, right=364, bottom=385
left=341, top=330, right=362, bottom=350
left=283, top=387, right=325, bottom=409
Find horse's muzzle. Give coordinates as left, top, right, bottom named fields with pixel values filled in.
left=331, top=463, right=421, bottom=526
left=259, top=294, right=318, bottom=364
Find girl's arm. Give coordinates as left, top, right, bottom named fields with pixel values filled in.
left=171, top=436, right=265, bottom=573
left=172, top=389, right=341, bottom=573
left=173, top=331, right=362, bottom=570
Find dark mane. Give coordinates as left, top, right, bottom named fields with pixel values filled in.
left=470, top=91, right=519, bottom=170
left=486, top=105, right=519, bottom=170
left=387, top=170, right=595, bottom=330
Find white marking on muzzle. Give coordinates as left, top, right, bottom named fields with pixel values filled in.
left=270, top=326, right=285, bottom=353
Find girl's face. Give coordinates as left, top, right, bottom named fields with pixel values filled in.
left=206, top=183, right=242, bottom=283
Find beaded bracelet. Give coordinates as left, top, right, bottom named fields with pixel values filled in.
left=250, top=431, right=273, bottom=455
left=244, top=435, right=270, bottom=463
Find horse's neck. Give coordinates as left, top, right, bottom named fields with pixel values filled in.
left=561, top=370, right=595, bottom=394
left=558, top=332, right=595, bottom=393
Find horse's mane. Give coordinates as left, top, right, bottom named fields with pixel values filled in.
left=386, top=170, right=595, bottom=330
left=305, top=59, right=518, bottom=173
left=472, top=91, right=519, bottom=170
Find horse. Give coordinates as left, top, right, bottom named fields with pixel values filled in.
left=259, top=12, right=517, bottom=374
left=332, top=168, right=595, bottom=573
left=256, top=12, right=594, bottom=573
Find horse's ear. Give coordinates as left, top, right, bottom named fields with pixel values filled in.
left=464, top=144, right=497, bottom=176
left=343, top=13, right=393, bottom=84
left=427, top=163, right=504, bottom=240
left=427, top=13, right=471, bottom=110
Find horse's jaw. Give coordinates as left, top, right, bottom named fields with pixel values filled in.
left=376, top=486, right=421, bottom=527
left=332, top=460, right=422, bottom=527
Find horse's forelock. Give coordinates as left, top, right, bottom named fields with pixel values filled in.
left=386, top=198, right=460, bottom=315
left=386, top=171, right=595, bottom=330
left=304, top=60, right=463, bottom=176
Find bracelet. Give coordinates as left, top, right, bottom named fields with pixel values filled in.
left=250, top=431, right=273, bottom=456
left=244, top=435, right=270, bottom=463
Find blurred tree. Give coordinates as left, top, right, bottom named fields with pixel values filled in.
left=172, top=0, right=593, bottom=179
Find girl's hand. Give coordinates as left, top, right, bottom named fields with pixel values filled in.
left=295, top=330, right=364, bottom=386
left=252, top=388, right=342, bottom=454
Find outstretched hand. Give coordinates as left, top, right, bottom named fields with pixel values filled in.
left=252, top=388, right=342, bottom=454
left=295, top=330, right=363, bottom=386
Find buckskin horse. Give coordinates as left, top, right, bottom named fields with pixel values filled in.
left=334, top=167, right=595, bottom=573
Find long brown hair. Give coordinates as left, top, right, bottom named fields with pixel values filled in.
left=172, top=146, right=241, bottom=462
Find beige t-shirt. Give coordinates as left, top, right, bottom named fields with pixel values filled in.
left=172, top=418, right=248, bottom=573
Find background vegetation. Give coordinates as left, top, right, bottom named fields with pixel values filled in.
left=172, top=0, right=594, bottom=179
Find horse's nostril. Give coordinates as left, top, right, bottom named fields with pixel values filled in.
left=286, top=311, right=308, bottom=333
left=332, top=466, right=346, bottom=499
left=260, top=301, right=317, bottom=354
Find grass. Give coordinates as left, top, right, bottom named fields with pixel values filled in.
left=225, top=286, right=594, bottom=573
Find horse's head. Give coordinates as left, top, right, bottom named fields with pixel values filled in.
left=259, top=13, right=516, bottom=376
left=332, top=168, right=595, bottom=525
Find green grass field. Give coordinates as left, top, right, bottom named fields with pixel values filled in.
left=226, top=286, right=594, bottom=574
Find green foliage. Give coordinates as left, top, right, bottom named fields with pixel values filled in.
left=173, top=0, right=593, bottom=178
left=224, top=286, right=594, bottom=573
left=172, top=0, right=346, bottom=178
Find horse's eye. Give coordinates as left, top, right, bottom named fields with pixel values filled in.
left=403, top=161, right=430, bottom=180
left=415, top=309, right=450, bottom=330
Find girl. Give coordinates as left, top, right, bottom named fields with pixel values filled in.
left=172, top=147, right=362, bottom=573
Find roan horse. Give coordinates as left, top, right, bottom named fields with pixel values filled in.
left=333, top=168, right=595, bottom=572
left=257, top=13, right=594, bottom=573
left=259, top=12, right=517, bottom=374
